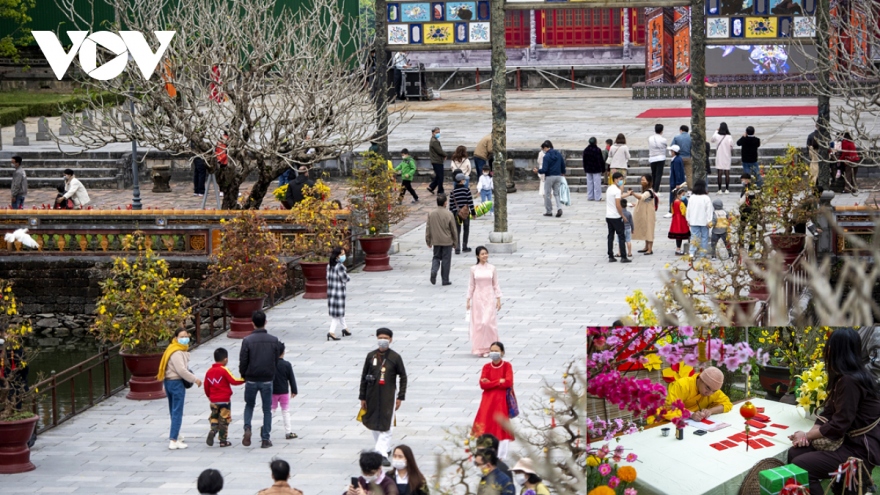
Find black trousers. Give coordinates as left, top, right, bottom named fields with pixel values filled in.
left=393, top=68, right=403, bottom=99
left=650, top=160, right=665, bottom=192
left=606, top=218, right=626, bottom=258
left=431, top=245, right=452, bottom=283
left=428, top=163, right=445, bottom=194
left=789, top=444, right=876, bottom=495
left=455, top=217, right=470, bottom=252
left=399, top=180, right=418, bottom=201
left=194, top=164, right=207, bottom=194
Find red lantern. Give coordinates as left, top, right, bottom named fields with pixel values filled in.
left=740, top=401, right=757, bottom=419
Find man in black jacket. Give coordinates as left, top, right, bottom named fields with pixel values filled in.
left=240, top=310, right=282, bottom=448
left=285, top=167, right=315, bottom=206
left=736, top=126, right=762, bottom=188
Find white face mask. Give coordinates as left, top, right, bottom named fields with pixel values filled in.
left=363, top=473, right=378, bottom=483
left=391, top=459, right=407, bottom=470
left=515, top=473, right=528, bottom=485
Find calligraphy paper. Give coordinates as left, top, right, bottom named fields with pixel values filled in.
left=754, top=414, right=771, bottom=422
left=721, top=440, right=737, bottom=448
left=747, top=420, right=768, bottom=429
left=710, top=443, right=727, bottom=451
left=755, top=438, right=774, bottom=447
left=746, top=439, right=764, bottom=449
left=770, top=423, right=790, bottom=429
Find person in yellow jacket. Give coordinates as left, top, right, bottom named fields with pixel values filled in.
left=664, top=366, right=732, bottom=421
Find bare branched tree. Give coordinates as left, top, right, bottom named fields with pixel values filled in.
left=51, top=0, right=404, bottom=208
left=790, top=1, right=880, bottom=189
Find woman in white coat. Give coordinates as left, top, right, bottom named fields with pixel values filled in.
left=608, top=133, right=631, bottom=183
left=685, top=179, right=716, bottom=259
left=57, top=168, right=91, bottom=209
left=711, top=122, right=734, bottom=194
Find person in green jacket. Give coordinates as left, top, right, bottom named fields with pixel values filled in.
left=395, top=148, right=420, bottom=204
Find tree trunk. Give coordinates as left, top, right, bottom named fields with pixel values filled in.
left=815, top=0, right=832, bottom=189
left=689, top=0, right=707, bottom=185
left=374, top=0, right=390, bottom=159
left=490, top=0, right=508, bottom=234
left=216, top=164, right=242, bottom=210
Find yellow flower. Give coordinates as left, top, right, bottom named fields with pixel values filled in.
left=588, top=487, right=615, bottom=495
left=617, top=465, right=637, bottom=483
left=587, top=455, right=600, bottom=467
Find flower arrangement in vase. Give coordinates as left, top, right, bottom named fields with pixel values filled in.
left=796, top=360, right=827, bottom=417
left=759, top=326, right=830, bottom=383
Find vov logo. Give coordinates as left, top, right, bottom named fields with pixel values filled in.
left=33, top=31, right=175, bottom=81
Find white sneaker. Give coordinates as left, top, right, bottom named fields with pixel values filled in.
left=168, top=440, right=188, bottom=450
left=725, top=189, right=730, bottom=194
left=663, top=213, right=673, bottom=218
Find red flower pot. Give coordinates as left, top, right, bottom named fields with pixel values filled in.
left=713, top=298, right=759, bottom=326
left=121, top=352, right=166, bottom=400
left=300, top=261, right=329, bottom=299
left=0, top=415, right=38, bottom=473
left=769, top=234, right=806, bottom=267
left=359, top=235, right=394, bottom=272
left=749, top=261, right=770, bottom=301
left=222, top=295, right=266, bottom=339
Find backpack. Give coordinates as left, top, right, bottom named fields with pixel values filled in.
left=713, top=210, right=729, bottom=230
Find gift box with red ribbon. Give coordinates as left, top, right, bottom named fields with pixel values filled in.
left=759, top=464, right=809, bottom=495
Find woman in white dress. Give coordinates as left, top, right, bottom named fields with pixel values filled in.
left=711, top=122, right=734, bottom=194
left=467, top=246, right=502, bottom=357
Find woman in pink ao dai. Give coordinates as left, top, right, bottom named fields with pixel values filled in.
left=467, top=246, right=502, bottom=357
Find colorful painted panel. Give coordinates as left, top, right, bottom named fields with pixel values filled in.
left=454, top=22, right=469, bottom=42
left=777, top=16, right=792, bottom=37
left=477, top=0, right=490, bottom=19
left=793, top=16, right=815, bottom=37
left=446, top=2, right=475, bottom=20
left=707, top=17, right=730, bottom=38
left=388, top=24, right=409, bottom=45
left=424, top=22, right=454, bottom=44
left=431, top=3, right=445, bottom=21
left=388, top=3, right=400, bottom=22
left=409, top=23, right=424, bottom=43
left=469, top=22, right=490, bottom=43
left=745, top=17, right=777, bottom=37
left=400, top=3, right=430, bottom=22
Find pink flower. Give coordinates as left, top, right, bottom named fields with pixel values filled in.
left=612, top=454, right=622, bottom=463
left=625, top=488, right=638, bottom=495
left=626, top=453, right=638, bottom=462
left=608, top=476, right=620, bottom=489
left=598, top=464, right=612, bottom=477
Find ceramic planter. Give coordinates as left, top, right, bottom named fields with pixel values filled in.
left=769, top=234, right=806, bottom=267
left=120, top=352, right=166, bottom=400
left=222, top=295, right=266, bottom=339
left=713, top=298, right=759, bottom=326
left=358, top=235, right=394, bottom=272
left=300, top=261, right=329, bottom=299
left=759, top=365, right=795, bottom=400
left=0, top=415, right=38, bottom=473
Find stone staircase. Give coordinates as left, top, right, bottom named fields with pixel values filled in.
left=564, top=147, right=794, bottom=195
left=0, top=151, right=123, bottom=190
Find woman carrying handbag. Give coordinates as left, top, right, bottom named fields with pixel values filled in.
left=472, top=341, right=515, bottom=461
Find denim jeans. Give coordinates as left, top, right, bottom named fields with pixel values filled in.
left=473, top=157, right=486, bottom=176
left=164, top=379, right=186, bottom=441
left=479, top=189, right=493, bottom=212
left=11, top=195, right=24, bottom=209
left=690, top=226, right=710, bottom=258
left=244, top=381, right=273, bottom=440
left=742, top=162, right=763, bottom=187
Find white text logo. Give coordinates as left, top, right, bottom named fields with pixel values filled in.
left=33, top=31, right=175, bottom=81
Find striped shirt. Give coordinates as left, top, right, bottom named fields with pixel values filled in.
left=448, top=184, right=476, bottom=217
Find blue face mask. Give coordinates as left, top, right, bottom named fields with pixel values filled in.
left=338, top=254, right=347, bottom=263
left=435, top=133, right=441, bottom=139
left=617, top=180, right=625, bottom=187
left=178, top=337, right=190, bottom=346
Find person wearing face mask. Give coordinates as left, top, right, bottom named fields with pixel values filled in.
left=467, top=246, right=502, bottom=357
left=605, top=172, right=633, bottom=263
left=157, top=328, right=203, bottom=450
left=475, top=448, right=515, bottom=495
left=387, top=445, right=430, bottom=495
left=326, top=247, right=351, bottom=341
left=346, top=451, right=399, bottom=495
left=360, top=328, right=408, bottom=467
left=473, top=342, right=515, bottom=460
left=510, top=458, right=550, bottom=495
left=427, top=127, right=447, bottom=195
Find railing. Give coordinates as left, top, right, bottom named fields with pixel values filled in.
left=753, top=248, right=810, bottom=326
left=27, top=232, right=364, bottom=435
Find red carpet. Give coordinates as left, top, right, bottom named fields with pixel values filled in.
left=637, top=106, right=817, bottom=118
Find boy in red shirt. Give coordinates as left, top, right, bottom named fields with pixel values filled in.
left=204, top=347, right=244, bottom=447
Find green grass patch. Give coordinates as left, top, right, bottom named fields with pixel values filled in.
left=0, top=91, right=126, bottom=121
left=0, top=105, right=28, bottom=127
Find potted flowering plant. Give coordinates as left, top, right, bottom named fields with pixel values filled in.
left=204, top=211, right=287, bottom=338
left=347, top=151, right=408, bottom=271
left=757, top=326, right=829, bottom=400
left=796, top=361, right=827, bottom=419
left=0, top=280, right=39, bottom=473
left=91, top=235, right=190, bottom=400
left=761, top=146, right=817, bottom=266
left=287, top=180, right=345, bottom=299
left=587, top=444, right=639, bottom=495
left=273, top=183, right=291, bottom=209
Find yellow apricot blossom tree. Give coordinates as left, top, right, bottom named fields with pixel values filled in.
left=91, top=234, right=190, bottom=354
left=287, top=180, right=345, bottom=261
left=0, top=279, right=37, bottom=420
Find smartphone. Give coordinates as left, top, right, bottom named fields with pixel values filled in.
left=694, top=430, right=708, bottom=436
left=351, top=477, right=360, bottom=489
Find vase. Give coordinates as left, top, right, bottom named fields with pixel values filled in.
left=359, top=235, right=394, bottom=272
left=769, top=234, right=806, bottom=267
left=0, top=415, right=38, bottom=473
left=299, top=261, right=329, bottom=299
left=120, top=352, right=166, bottom=400
left=713, top=298, right=759, bottom=326
left=759, top=365, right=795, bottom=400
left=222, top=295, right=266, bottom=339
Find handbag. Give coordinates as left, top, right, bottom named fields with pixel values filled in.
left=506, top=388, right=519, bottom=419
left=183, top=368, right=195, bottom=389
left=457, top=205, right=470, bottom=221
left=812, top=414, right=880, bottom=451
left=605, top=148, right=614, bottom=166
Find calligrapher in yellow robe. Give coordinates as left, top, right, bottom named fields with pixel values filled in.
left=663, top=367, right=733, bottom=421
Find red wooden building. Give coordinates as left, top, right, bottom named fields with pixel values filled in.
left=504, top=8, right=646, bottom=48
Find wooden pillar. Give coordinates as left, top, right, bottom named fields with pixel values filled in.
left=689, top=0, right=707, bottom=184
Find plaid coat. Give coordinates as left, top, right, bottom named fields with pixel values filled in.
left=326, top=261, right=350, bottom=317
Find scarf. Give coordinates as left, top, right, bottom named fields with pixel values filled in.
left=156, top=342, right=189, bottom=380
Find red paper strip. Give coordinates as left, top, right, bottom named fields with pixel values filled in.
left=701, top=418, right=715, bottom=425
left=757, top=407, right=765, bottom=413
left=747, top=420, right=768, bottom=429
left=754, top=414, right=771, bottom=422
left=721, top=440, right=737, bottom=448
left=710, top=443, right=727, bottom=451
left=729, top=433, right=747, bottom=442
left=747, top=439, right=764, bottom=449
left=756, top=438, right=774, bottom=447
left=760, top=430, right=776, bottom=437
left=770, top=423, right=790, bottom=430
